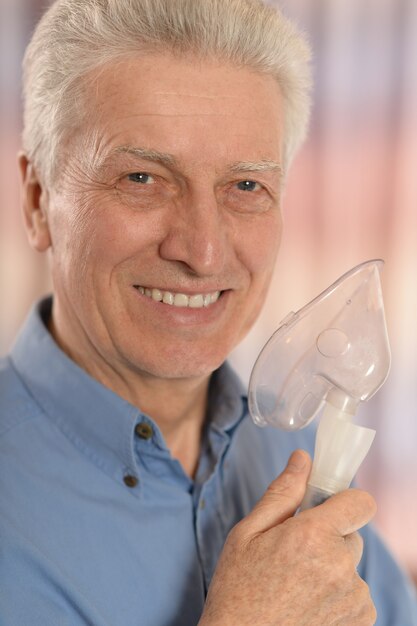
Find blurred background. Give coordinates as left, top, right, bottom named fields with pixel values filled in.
left=1, top=0, right=416, bottom=583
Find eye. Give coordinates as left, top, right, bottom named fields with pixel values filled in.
left=236, top=180, right=261, bottom=192
left=127, top=172, right=155, bottom=185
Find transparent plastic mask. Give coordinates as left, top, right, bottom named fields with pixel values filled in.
left=248, top=259, right=391, bottom=431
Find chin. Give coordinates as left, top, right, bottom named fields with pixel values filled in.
left=135, top=361, right=223, bottom=381
left=124, top=346, right=228, bottom=381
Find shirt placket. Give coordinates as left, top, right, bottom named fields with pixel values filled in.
left=194, top=428, right=231, bottom=590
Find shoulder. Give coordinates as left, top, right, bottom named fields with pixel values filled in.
left=0, top=355, right=42, bottom=439
left=227, top=403, right=316, bottom=499
left=236, top=407, right=316, bottom=466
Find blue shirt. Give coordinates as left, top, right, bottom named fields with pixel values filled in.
left=0, top=298, right=416, bottom=626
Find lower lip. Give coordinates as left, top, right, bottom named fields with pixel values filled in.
left=131, top=287, right=229, bottom=325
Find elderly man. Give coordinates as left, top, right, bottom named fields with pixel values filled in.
left=0, top=0, right=416, bottom=624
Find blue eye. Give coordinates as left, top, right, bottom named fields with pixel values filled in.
left=128, top=172, right=154, bottom=184
left=237, top=180, right=259, bottom=192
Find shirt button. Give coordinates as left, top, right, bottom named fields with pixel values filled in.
left=135, top=422, right=153, bottom=440
left=123, top=475, right=138, bottom=488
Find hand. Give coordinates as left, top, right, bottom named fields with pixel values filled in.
left=199, top=450, right=377, bottom=626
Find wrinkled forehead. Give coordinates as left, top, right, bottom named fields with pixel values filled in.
left=89, top=53, right=281, bottom=130
left=67, top=52, right=285, bottom=177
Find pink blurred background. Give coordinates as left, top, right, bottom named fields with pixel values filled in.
left=1, top=0, right=416, bottom=582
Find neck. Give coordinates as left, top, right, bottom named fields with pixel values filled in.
left=48, top=313, right=210, bottom=478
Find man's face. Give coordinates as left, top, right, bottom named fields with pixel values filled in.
left=46, top=53, right=284, bottom=380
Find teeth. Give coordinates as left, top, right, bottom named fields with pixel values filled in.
left=189, top=295, right=204, bottom=309
left=174, top=293, right=189, bottom=307
left=137, top=286, right=221, bottom=309
left=152, top=288, right=163, bottom=302
left=162, top=292, right=174, bottom=305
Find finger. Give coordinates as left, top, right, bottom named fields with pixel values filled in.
left=244, top=450, right=312, bottom=533
left=344, top=531, right=364, bottom=568
left=316, top=489, right=377, bottom=537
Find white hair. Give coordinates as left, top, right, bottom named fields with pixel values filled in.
left=22, top=0, right=312, bottom=185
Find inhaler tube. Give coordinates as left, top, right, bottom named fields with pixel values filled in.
left=299, top=402, right=376, bottom=511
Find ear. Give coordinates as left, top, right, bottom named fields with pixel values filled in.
left=18, top=152, right=52, bottom=252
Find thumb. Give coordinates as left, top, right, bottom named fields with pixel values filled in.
left=245, top=450, right=311, bottom=534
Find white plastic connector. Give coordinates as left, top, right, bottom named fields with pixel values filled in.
left=299, top=398, right=376, bottom=511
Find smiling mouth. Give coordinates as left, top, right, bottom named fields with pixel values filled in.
left=134, top=286, right=222, bottom=309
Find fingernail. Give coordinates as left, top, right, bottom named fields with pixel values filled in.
left=288, top=450, right=308, bottom=471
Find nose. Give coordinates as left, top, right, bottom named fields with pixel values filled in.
left=159, top=189, right=227, bottom=276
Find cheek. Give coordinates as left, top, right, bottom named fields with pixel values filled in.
left=54, top=195, right=164, bottom=276
left=233, top=214, right=282, bottom=336
left=238, top=213, right=282, bottom=285
left=91, top=212, right=165, bottom=281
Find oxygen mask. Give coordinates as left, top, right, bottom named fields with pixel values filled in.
left=248, top=259, right=391, bottom=510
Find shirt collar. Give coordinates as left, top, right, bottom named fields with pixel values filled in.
left=11, top=298, right=141, bottom=483
left=10, top=297, right=248, bottom=482
left=207, top=361, right=247, bottom=435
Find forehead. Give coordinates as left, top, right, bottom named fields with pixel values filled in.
left=80, top=52, right=284, bottom=167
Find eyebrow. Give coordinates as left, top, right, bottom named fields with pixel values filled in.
left=109, top=146, right=283, bottom=177
left=112, top=146, right=178, bottom=168
left=229, top=160, right=283, bottom=176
